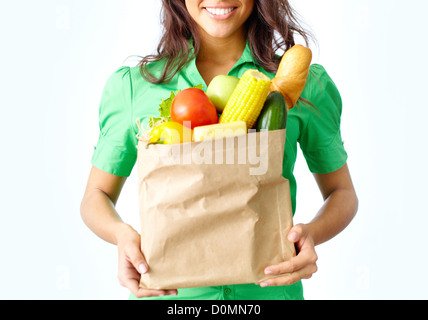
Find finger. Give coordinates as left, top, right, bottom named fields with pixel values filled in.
left=138, top=289, right=178, bottom=298
left=120, top=272, right=178, bottom=298
left=134, top=288, right=178, bottom=298
left=122, top=277, right=145, bottom=298
left=126, top=244, right=149, bottom=274
left=264, top=248, right=317, bottom=275
left=128, top=282, right=176, bottom=298
left=264, top=255, right=305, bottom=275
left=167, top=289, right=179, bottom=296
left=260, top=264, right=318, bottom=287
left=287, top=224, right=307, bottom=244
left=120, top=275, right=178, bottom=298
left=118, top=258, right=178, bottom=298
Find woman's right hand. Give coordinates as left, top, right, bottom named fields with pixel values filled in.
left=116, top=224, right=178, bottom=298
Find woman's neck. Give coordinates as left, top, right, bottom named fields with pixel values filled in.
left=196, top=28, right=247, bottom=84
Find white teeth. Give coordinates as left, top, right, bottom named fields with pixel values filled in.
left=205, top=7, right=234, bottom=16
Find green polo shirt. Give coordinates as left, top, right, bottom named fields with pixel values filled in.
left=91, top=41, right=347, bottom=300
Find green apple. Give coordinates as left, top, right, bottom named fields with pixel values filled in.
left=207, top=75, right=240, bottom=112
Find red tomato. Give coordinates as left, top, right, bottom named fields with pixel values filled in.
left=170, top=88, right=218, bottom=129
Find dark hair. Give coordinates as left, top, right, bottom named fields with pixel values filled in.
left=139, top=0, right=315, bottom=84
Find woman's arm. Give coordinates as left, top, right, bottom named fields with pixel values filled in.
left=80, top=166, right=178, bottom=298
left=307, top=162, right=359, bottom=246
left=80, top=166, right=129, bottom=245
left=258, top=163, right=358, bottom=287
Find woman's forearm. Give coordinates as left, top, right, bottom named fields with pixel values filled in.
left=80, top=189, right=134, bottom=245
left=306, top=188, right=358, bottom=246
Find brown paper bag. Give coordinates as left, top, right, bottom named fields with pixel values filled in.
left=137, top=129, right=295, bottom=290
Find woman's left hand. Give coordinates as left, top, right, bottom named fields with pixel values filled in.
left=257, top=224, right=318, bottom=287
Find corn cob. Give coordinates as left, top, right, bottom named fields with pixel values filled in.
left=219, top=69, right=271, bottom=128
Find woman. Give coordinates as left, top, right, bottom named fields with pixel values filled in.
left=80, top=0, right=358, bottom=300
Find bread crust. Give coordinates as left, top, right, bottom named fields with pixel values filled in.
left=270, top=45, right=313, bottom=110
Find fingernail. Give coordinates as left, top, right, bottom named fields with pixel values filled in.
left=139, top=264, right=148, bottom=274
left=260, top=282, right=269, bottom=287
left=288, top=232, right=298, bottom=242
left=264, top=269, right=273, bottom=275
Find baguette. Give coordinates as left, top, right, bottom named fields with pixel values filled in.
left=270, top=45, right=313, bottom=110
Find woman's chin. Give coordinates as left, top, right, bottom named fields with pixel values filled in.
left=201, top=26, right=242, bottom=40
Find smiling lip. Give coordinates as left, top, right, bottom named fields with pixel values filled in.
left=203, top=6, right=237, bottom=20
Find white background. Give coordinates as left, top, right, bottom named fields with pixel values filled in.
left=1, top=0, right=427, bottom=299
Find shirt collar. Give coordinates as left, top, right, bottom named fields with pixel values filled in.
left=238, top=40, right=259, bottom=66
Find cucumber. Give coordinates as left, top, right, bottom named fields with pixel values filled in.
left=256, top=91, right=288, bottom=131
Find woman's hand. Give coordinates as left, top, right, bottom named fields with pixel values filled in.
left=257, top=224, right=318, bottom=287
left=117, top=225, right=178, bottom=298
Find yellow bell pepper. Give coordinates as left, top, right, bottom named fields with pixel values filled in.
left=149, top=121, right=193, bottom=145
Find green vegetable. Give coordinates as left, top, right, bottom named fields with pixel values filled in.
left=144, top=84, right=204, bottom=135
left=150, top=84, right=204, bottom=124
left=256, top=91, right=288, bottom=131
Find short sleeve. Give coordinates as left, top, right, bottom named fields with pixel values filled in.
left=298, top=64, right=348, bottom=174
left=91, top=67, right=137, bottom=177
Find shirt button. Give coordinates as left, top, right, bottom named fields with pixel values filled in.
left=224, top=288, right=232, bottom=295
